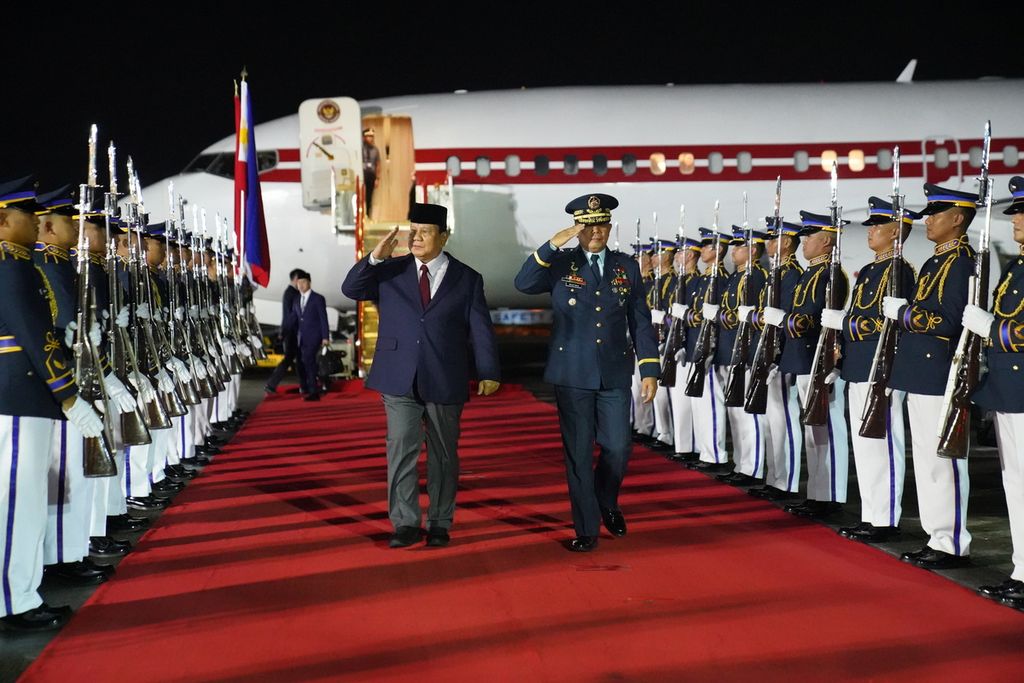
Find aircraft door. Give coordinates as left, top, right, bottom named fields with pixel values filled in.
left=921, top=136, right=964, bottom=187
left=299, top=97, right=363, bottom=229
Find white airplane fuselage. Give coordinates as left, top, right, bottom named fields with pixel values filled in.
left=144, top=81, right=1024, bottom=324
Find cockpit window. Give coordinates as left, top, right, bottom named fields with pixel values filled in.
left=182, top=151, right=278, bottom=178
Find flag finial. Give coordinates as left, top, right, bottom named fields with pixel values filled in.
left=240, top=66, right=248, bottom=81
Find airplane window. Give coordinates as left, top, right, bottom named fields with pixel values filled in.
left=933, top=147, right=950, bottom=169
left=183, top=153, right=216, bottom=174
left=793, top=151, right=809, bottom=172
left=564, top=155, right=579, bottom=175
left=534, top=155, right=549, bottom=176
left=505, top=154, right=521, bottom=177
left=707, top=152, right=723, bottom=175
left=622, top=154, right=637, bottom=176
left=678, top=153, right=695, bottom=175
left=446, top=155, right=461, bottom=177
left=593, top=154, right=608, bottom=176
left=820, top=150, right=837, bottom=172
left=476, top=157, right=491, bottom=177
left=1004, top=146, right=1019, bottom=167
left=876, top=148, right=892, bottom=170
left=737, top=152, right=752, bottom=174
left=257, top=151, right=279, bottom=173
left=848, top=149, right=865, bottom=172
left=650, top=153, right=667, bottom=176
left=183, top=151, right=278, bottom=179
left=968, top=146, right=983, bottom=168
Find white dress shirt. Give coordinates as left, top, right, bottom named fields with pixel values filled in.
left=369, top=251, right=450, bottom=297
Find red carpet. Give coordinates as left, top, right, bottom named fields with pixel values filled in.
left=22, top=382, right=1024, bottom=682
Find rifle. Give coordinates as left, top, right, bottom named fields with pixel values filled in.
left=660, top=205, right=687, bottom=387
left=801, top=162, right=845, bottom=426
left=724, top=192, right=755, bottom=407
left=937, top=120, right=993, bottom=458
left=860, top=147, right=906, bottom=438
left=745, top=177, right=784, bottom=415
left=684, top=201, right=722, bottom=397
left=165, top=184, right=201, bottom=405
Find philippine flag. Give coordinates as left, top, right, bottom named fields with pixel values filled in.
left=234, top=76, right=271, bottom=287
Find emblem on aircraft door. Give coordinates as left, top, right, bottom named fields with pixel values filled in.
left=317, top=100, right=341, bottom=123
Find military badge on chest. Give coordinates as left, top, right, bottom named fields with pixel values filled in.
left=610, top=266, right=630, bottom=306
left=561, top=260, right=587, bottom=306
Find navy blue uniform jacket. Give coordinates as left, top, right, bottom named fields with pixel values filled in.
left=342, top=252, right=500, bottom=405
left=515, top=242, right=660, bottom=390
left=973, top=253, right=1024, bottom=413
left=779, top=256, right=849, bottom=376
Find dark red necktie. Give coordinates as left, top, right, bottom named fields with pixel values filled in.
left=419, top=264, right=431, bottom=308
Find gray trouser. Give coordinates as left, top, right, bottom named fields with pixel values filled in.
left=381, top=393, right=464, bottom=531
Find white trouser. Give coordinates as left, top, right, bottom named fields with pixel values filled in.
left=848, top=381, right=907, bottom=527
left=631, top=364, right=654, bottom=435
left=668, top=361, right=695, bottom=454
left=147, top=429, right=173, bottom=485
left=761, top=372, right=803, bottom=492
left=178, top=409, right=196, bottom=462
left=652, top=385, right=673, bottom=445
left=229, top=373, right=240, bottom=412
left=995, top=412, right=1024, bottom=580
left=727, top=369, right=764, bottom=477
left=906, top=392, right=971, bottom=556
left=795, top=374, right=849, bottom=502
left=194, top=398, right=211, bottom=446
left=123, top=442, right=152, bottom=499
left=44, top=420, right=93, bottom=565
left=0, top=415, right=53, bottom=617
left=215, top=387, right=232, bottom=424
left=693, top=365, right=729, bottom=464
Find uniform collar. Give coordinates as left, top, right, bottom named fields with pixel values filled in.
left=934, top=235, right=968, bottom=256
left=808, top=253, right=831, bottom=267
left=34, top=241, right=70, bottom=261
left=874, top=248, right=895, bottom=263
left=0, top=240, right=32, bottom=260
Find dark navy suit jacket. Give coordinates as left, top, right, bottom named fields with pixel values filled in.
left=342, top=252, right=500, bottom=405
left=287, top=290, right=330, bottom=351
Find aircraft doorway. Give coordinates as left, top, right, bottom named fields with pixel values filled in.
left=361, top=114, right=414, bottom=222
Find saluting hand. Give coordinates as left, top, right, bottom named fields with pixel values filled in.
left=478, top=380, right=501, bottom=396
left=640, top=377, right=658, bottom=403
left=371, top=226, right=401, bottom=261
left=549, top=223, right=586, bottom=249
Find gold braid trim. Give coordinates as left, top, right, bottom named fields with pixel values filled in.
left=34, top=266, right=58, bottom=323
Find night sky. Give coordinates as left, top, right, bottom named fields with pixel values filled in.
left=7, top=6, right=1022, bottom=191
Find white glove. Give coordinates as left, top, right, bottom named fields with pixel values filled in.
left=824, top=368, right=841, bottom=385
left=766, top=364, right=779, bottom=385
left=671, top=303, right=689, bottom=319
left=189, top=355, right=208, bottom=380
left=169, top=357, right=192, bottom=383
left=249, top=334, right=263, bottom=350
left=650, top=309, right=666, bottom=325
left=63, top=398, right=104, bottom=438
left=763, top=307, right=785, bottom=328
left=64, top=321, right=78, bottom=348
left=89, top=322, right=102, bottom=348
left=820, top=308, right=846, bottom=331
left=963, top=304, right=995, bottom=338
left=103, top=373, right=138, bottom=414
left=189, top=305, right=200, bottom=319
left=174, top=307, right=185, bottom=321
left=155, top=368, right=175, bottom=394
left=882, top=296, right=908, bottom=322
left=205, top=360, right=218, bottom=378
left=208, top=344, right=220, bottom=358
left=153, top=307, right=163, bottom=322
left=208, top=305, right=217, bottom=317
left=101, top=309, right=110, bottom=321
left=221, top=339, right=236, bottom=356
left=674, top=348, right=685, bottom=362
left=702, top=303, right=720, bottom=321
left=737, top=305, right=755, bottom=323
left=116, top=306, right=130, bottom=328
left=136, top=302, right=151, bottom=320
left=237, top=343, right=253, bottom=358
left=130, top=372, right=156, bottom=404
left=199, top=305, right=209, bottom=319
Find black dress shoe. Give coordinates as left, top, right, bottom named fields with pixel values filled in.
left=690, top=461, right=732, bottom=473
left=425, top=528, right=450, bottom=548
left=647, top=440, right=672, bottom=452
left=0, top=604, right=72, bottom=631
left=388, top=526, right=422, bottom=548
left=846, top=524, right=900, bottom=542
left=749, top=486, right=795, bottom=501
left=46, top=560, right=113, bottom=585
left=978, top=578, right=1024, bottom=600
left=601, top=508, right=627, bottom=537
left=790, top=500, right=842, bottom=518
left=671, top=452, right=699, bottom=463
left=165, top=465, right=198, bottom=480
left=303, top=394, right=321, bottom=402
left=152, top=479, right=185, bottom=494
left=126, top=496, right=169, bottom=511
left=838, top=522, right=872, bottom=538
left=716, top=472, right=758, bottom=485
left=90, top=536, right=132, bottom=556
left=905, top=547, right=970, bottom=570
left=106, top=515, right=150, bottom=532
left=566, top=536, right=598, bottom=552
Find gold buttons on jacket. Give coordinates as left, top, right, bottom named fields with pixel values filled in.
left=595, top=291, right=601, bottom=296
left=596, top=322, right=603, bottom=328
left=596, top=339, right=603, bottom=344
left=596, top=306, right=602, bottom=311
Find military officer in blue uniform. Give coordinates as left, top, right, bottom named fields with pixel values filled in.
left=883, top=183, right=977, bottom=570
left=649, top=239, right=677, bottom=450
left=667, top=237, right=703, bottom=461
left=684, top=227, right=731, bottom=472
left=747, top=219, right=805, bottom=501
left=0, top=177, right=104, bottom=631
left=966, top=177, right=1024, bottom=606
left=515, top=193, right=659, bottom=552
left=763, top=210, right=850, bottom=518
left=716, top=227, right=768, bottom=486
left=821, top=197, right=919, bottom=542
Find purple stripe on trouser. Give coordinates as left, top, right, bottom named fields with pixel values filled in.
left=886, top=409, right=896, bottom=527
left=56, top=422, right=67, bottom=564
left=124, top=447, right=131, bottom=494
left=709, top=368, right=720, bottom=463
left=752, top=413, right=761, bottom=476
left=826, top=409, right=837, bottom=501
left=782, top=377, right=796, bottom=491
left=952, top=460, right=964, bottom=556
left=3, top=418, right=21, bottom=614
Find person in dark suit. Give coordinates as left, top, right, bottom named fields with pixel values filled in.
left=342, top=203, right=500, bottom=548
left=288, top=271, right=330, bottom=401
left=514, top=193, right=660, bottom=552
left=264, top=268, right=304, bottom=394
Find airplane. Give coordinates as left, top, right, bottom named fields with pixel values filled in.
left=140, top=68, right=1024, bottom=348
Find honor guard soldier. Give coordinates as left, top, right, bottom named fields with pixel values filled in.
left=748, top=219, right=804, bottom=501
left=967, top=177, right=1024, bottom=605
left=515, top=193, right=659, bottom=552
left=649, top=238, right=677, bottom=450
left=685, top=228, right=731, bottom=472
left=883, top=183, right=977, bottom=570
left=631, top=242, right=656, bottom=441
left=763, top=210, right=850, bottom=518
left=0, top=177, right=104, bottom=631
left=716, top=227, right=768, bottom=485
left=667, top=238, right=703, bottom=461
left=823, top=197, right=919, bottom=542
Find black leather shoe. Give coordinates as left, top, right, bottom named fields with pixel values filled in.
left=906, top=547, right=970, bottom=570
left=671, top=452, right=699, bottom=463
left=748, top=486, right=796, bottom=501
left=978, top=578, right=1024, bottom=600
left=165, top=465, right=197, bottom=480
left=845, top=524, right=900, bottom=542
left=152, top=479, right=184, bottom=494
left=601, top=508, right=627, bottom=537
left=839, top=522, right=872, bottom=538
left=900, top=547, right=928, bottom=563
left=0, top=604, right=72, bottom=631
left=566, top=536, right=598, bottom=552
left=46, top=560, right=113, bottom=585
left=106, top=515, right=150, bottom=532
left=389, top=526, right=422, bottom=548
left=690, top=461, right=732, bottom=473
left=647, top=440, right=672, bottom=452
left=790, top=500, right=841, bottom=518
left=303, top=394, right=321, bottom=402
left=126, top=496, right=169, bottom=511
left=716, top=472, right=758, bottom=485
left=90, top=536, right=132, bottom=557
left=425, top=528, right=450, bottom=548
